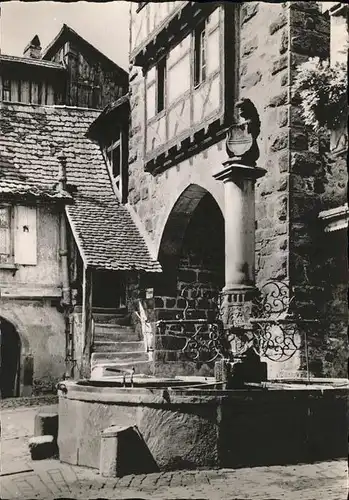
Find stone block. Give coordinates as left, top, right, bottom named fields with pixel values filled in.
left=270, top=131, right=288, bottom=153
left=141, top=187, right=149, bottom=200
left=289, top=1, right=320, bottom=13
left=274, top=196, right=288, bottom=222
left=272, top=55, right=288, bottom=75
left=267, top=90, right=288, bottom=108
left=290, top=106, right=305, bottom=126
left=278, top=151, right=289, bottom=173
left=241, top=2, right=259, bottom=25
left=290, top=151, right=321, bottom=175
left=290, top=52, right=310, bottom=71
left=291, top=31, right=329, bottom=58
left=277, top=107, right=288, bottom=128
left=100, top=425, right=159, bottom=478
left=241, top=71, right=262, bottom=90
left=291, top=129, right=308, bottom=150
left=34, top=412, right=58, bottom=441
left=279, top=29, right=289, bottom=54
left=280, top=72, right=288, bottom=86
left=242, top=36, right=258, bottom=57
left=290, top=8, right=329, bottom=34
left=29, top=435, right=57, bottom=460
left=269, top=13, right=287, bottom=35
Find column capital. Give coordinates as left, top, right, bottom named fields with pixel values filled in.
left=213, top=161, right=266, bottom=183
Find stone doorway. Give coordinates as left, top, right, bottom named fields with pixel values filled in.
left=0, top=317, right=21, bottom=398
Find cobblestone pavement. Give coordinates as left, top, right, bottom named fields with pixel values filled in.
left=1, top=405, right=348, bottom=500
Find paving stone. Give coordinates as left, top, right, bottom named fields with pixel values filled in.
left=1, top=405, right=348, bottom=500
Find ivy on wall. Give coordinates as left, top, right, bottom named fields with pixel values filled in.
left=293, top=57, right=347, bottom=132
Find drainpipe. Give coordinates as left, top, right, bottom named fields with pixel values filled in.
left=57, top=153, right=70, bottom=307
left=57, top=153, right=73, bottom=377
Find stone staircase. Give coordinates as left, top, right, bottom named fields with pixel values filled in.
left=90, top=308, right=151, bottom=379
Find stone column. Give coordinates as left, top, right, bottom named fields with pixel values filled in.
left=213, top=161, right=266, bottom=333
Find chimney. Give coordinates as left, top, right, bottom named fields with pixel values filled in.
left=57, top=152, right=67, bottom=191
left=23, top=35, right=42, bottom=59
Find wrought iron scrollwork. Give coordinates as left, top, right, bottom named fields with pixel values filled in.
left=156, top=280, right=318, bottom=366
left=156, top=282, right=227, bottom=364
left=250, top=280, right=317, bottom=362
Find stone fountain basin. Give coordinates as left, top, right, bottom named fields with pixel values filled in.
left=57, top=376, right=348, bottom=471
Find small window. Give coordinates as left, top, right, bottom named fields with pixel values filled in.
left=194, top=21, right=207, bottom=87
left=105, top=128, right=128, bottom=203
left=106, top=138, right=121, bottom=190
left=2, top=79, right=11, bottom=101
left=156, top=58, right=166, bottom=113
left=0, top=206, right=13, bottom=263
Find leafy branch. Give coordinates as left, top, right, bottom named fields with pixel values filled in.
left=293, top=57, right=347, bottom=132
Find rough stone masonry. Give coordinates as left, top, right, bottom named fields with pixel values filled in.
left=127, top=2, right=346, bottom=378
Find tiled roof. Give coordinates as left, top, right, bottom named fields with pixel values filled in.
left=0, top=54, right=66, bottom=71
left=0, top=103, right=161, bottom=272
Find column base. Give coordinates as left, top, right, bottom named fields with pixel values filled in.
left=220, top=285, right=256, bottom=330
left=214, top=356, right=268, bottom=388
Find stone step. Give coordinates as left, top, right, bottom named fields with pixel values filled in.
left=94, top=323, right=135, bottom=334
left=91, top=351, right=149, bottom=366
left=92, top=341, right=145, bottom=353
left=94, top=331, right=140, bottom=343
left=90, top=360, right=153, bottom=379
left=94, top=325, right=139, bottom=342
left=93, top=314, right=131, bottom=326
left=93, top=307, right=128, bottom=315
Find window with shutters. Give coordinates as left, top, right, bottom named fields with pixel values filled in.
left=14, top=206, right=38, bottom=265
left=0, top=205, right=38, bottom=266
left=0, top=206, right=13, bottom=264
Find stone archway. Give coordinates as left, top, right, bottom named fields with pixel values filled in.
left=157, top=183, right=225, bottom=313
left=0, top=317, right=21, bottom=398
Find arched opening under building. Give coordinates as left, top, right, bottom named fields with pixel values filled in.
left=0, top=317, right=21, bottom=398
left=156, top=184, right=225, bottom=320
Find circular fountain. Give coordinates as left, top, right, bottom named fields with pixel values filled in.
left=57, top=374, right=348, bottom=472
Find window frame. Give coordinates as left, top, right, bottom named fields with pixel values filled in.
left=156, top=56, right=167, bottom=114
left=0, top=205, right=14, bottom=265
left=104, top=126, right=129, bottom=203
left=193, top=19, right=208, bottom=88
left=2, top=78, right=11, bottom=101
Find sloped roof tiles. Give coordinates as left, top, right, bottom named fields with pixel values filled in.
left=0, top=102, right=161, bottom=272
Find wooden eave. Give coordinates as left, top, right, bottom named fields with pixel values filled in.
left=86, top=94, right=130, bottom=142
left=0, top=191, right=74, bottom=205
left=145, top=118, right=228, bottom=175
left=131, top=2, right=220, bottom=68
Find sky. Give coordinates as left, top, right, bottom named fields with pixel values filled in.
left=0, top=1, right=130, bottom=70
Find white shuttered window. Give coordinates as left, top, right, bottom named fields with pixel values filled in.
left=14, top=206, right=37, bottom=265
left=0, top=207, right=12, bottom=263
